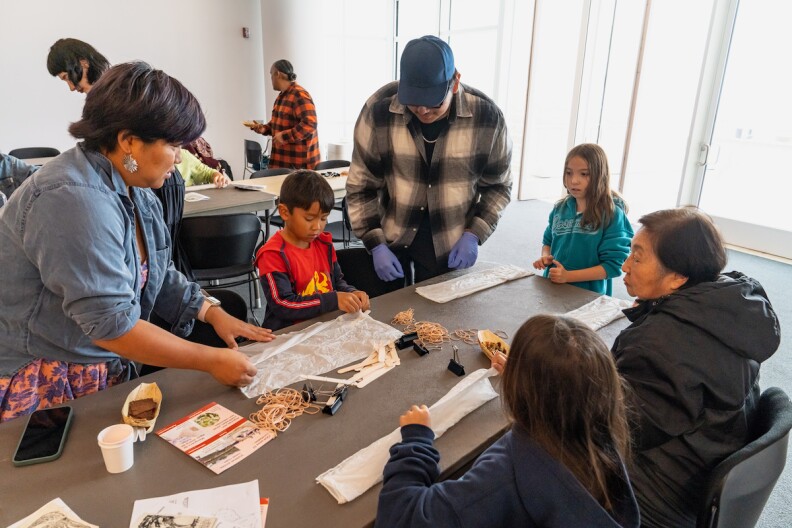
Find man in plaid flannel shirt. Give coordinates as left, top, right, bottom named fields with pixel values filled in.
left=347, top=36, right=512, bottom=285
left=251, top=59, right=320, bottom=169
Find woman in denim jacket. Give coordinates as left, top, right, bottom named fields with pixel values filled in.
left=0, top=62, right=275, bottom=422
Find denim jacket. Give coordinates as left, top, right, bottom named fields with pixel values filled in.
left=0, top=144, right=203, bottom=376
left=0, top=153, right=38, bottom=207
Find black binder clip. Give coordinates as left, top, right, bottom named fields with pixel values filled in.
left=413, top=341, right=430, bottom=356
left=396, top=331, right=419, bottom=350
left=322, top=384, right=349, bottom=416
left=301, top=383, right=317, bottom=403
left=447, top=345, right=465, bottom=377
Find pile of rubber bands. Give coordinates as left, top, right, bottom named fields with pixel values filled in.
left=249, top=388, right=321, bottom=434
left=391, top=308, right=509, bottom=350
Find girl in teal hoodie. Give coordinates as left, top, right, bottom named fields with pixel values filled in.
left=533, top=144, right=633, bottom=295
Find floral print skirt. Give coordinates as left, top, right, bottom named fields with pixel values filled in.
left=0, top=358, right=128, bottom=423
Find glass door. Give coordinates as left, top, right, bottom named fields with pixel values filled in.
left=697, top=0, right=792, bottom=259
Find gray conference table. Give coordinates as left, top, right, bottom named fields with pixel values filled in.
left=0, top=270, right=628, bottom=527
left=182, top=186, right=278, bottom=218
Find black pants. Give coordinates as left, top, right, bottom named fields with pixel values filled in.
left=394, top=212, right=449, bottom=285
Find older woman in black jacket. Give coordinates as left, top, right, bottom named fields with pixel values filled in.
left=613, top=207, right=780, bottom=528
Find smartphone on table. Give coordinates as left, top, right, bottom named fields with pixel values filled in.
left=12, top=406, right=74, bottom=467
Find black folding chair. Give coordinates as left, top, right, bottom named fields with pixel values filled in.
left=8, top=147, right=60, bottom=159
left=697, top=387, right=792, bottom=528
left=179, top=213, right=264, bottom=318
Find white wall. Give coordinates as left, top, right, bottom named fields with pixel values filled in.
left=0, top=0, right=268, bottom=176
left=259, top=0, right=395, bottom=160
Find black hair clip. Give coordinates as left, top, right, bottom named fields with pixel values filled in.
left=301, top=383, right=317, bottom=403
left=447, top=345, right=465, bottom=377
left=322, top=385, right=349, bottom=415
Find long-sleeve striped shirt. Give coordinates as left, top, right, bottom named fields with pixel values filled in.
left=260, top=83, right=321, bottom=169
left=346, top=81, right=513, bottom=262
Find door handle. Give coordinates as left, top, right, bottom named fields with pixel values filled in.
left=698, top=143, right=710, bottom=166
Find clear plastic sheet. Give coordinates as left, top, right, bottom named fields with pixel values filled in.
left=563, top=295, right=633, bottom=330
left=239, top=312, right=403, bottom=398
left=415, top=264, right=531, bottom=303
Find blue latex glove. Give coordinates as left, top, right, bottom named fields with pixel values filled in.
left=448, top=232, right=479, bottom=269
left=372, top=244, right=404, bottom=282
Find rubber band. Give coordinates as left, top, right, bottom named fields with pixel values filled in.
left=391, top=308, right=415, bottom=326
left=392, top=309, right=501, bottom=351
left=451, top=328, right=480, bottom=345
left=250, top=388, right=321, bottom=434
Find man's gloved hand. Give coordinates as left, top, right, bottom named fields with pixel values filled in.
left=372, top=244, right=404, bottom=282
left=448, top=232, right=479, bottom=269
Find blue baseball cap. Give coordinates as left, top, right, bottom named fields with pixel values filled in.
left=398, top=35, right=455, bottom=107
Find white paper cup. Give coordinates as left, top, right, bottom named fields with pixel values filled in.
left=97, top=424, right=134, bottom=473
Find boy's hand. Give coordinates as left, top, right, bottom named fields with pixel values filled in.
left=352, top=290, right=370, bottom=311
left=548, top=259, right=569, bottom=283
left=400, top=405, right=431, bottom=428
left=337, top=291, right=363, bottom=313
left=532, top=254, right=554, bottom=270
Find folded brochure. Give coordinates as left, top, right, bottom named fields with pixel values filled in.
left=156, top=402, right=274, bottom=474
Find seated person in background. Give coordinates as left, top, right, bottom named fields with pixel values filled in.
left=0, top=153, right=38, bottom=206
left=0, top=62, right=275, bottom=423
left=47, top=38, right=110, bottom=94
left=612, top=207, right=780, bottom=528
left=177, top=148, right=230, bottom=188
left=184, top=136, right=225, bottom=173
left=376, top=315, right=639, bottom=528
left=255, top=170, right=370, bottom=331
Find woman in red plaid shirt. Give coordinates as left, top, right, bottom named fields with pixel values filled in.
left=248, top=60, right=321, bottom=169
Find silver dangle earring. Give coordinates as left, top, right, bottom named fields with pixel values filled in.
left=122, top=153, right=138, bottom=173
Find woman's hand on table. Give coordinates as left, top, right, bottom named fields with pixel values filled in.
left=205, top=307, right=275, bottom=349
left=400, top=404, right=431, bottom=428
left=491, top=351, right=507, bottom=375
left=208, top=348, right=258, bottom=387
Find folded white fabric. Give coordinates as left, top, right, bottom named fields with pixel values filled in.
left=240, top=311, right=403, bottom=397
left=415, top=264, right=531, bottom=303
left=564, top=295, right=633, bottom=330
left=316, top=368, right=499, bottom=504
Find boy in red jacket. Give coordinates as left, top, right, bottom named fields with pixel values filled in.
left=255, top=170, right=370, bottom=330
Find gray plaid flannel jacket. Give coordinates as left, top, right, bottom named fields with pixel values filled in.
left=346, top=81, right=512, bottom=262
